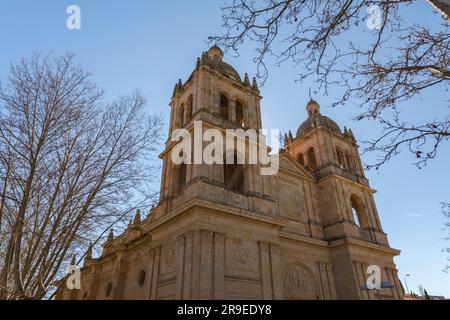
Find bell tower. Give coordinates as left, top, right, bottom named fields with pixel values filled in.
left=284, top=99, right=401, bottom=299
left=158, top=45, right=274, bottom=215
left=285, top=98, right=387, bottom=245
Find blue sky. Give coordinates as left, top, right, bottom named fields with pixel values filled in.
left=0, top=1, right=448, bottom=297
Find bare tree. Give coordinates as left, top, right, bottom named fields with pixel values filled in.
left=0, top=53, right=162, bottom=300
left=210, top=0, right=450, bottom=169
left=443, top=202, right=450, bottom=272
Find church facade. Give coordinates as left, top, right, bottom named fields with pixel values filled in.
left=56, top=46, right=403, bottom=300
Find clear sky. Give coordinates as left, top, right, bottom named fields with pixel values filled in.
left=0, top=0, right=448, bottom=297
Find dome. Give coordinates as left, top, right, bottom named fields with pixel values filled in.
left=203, top=46, right=241, bottom=82
left=211, top=59, right=241, bottom=82
left=296, top=115, right=341, bottom=137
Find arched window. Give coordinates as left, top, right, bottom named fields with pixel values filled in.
left=186, top=95, right=193, bottom=123
left=235, top=100, right=244, bottom=127
left=345, top=153, right=354, bottom=172
left=220, top=94, right=229, bottom=120
left=350, top=195, right=365, bottom=227
left=298, top=153, right=305, bottom=166
left=178, top=104, right=185, bottom=127
left=351, top=205, right=360, bottom=226
left=307, top=147, right=317, bottom=171
left=336, top=148, right=345, bottom=170
left=177, top=162, right=187, bottom=192
left=224, top=152, right=244, bottom=194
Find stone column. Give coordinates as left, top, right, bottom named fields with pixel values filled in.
left=199, top=230, right=214, bottom=299
left=213, top=232, right=225, bottom=299
left=88, top=265, right=102, bottom=300
left=316, top=262, right=327, bottom=299
left=112, top=252, right=129, bottom=300
left=175, top=231, right=195, bottom=299
left=149, top=246, right=161, bottom=299
left=326, top=263, right=338, bottom=300
left=259, top=241, right=274, bottom=299
left=269, top=244, right=284, bottom=299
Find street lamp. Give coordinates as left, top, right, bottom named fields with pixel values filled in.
left=404, top=274, right=410, bottom=295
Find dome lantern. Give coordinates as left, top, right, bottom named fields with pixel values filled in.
left=296, top=99, right=341, bottom=137
left=206, top=45, right=224, bottom=60
left=306, top=98, right=320, bottom=117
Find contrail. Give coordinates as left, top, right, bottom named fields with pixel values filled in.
left=401, top=213, right=423, bottom=218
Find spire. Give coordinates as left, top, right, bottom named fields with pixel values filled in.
left=172, top=82, right=178, bottom=97
left=244, top=73, right=251, bottom=86
left=252, top=77, right=259, bottom=92
left=70, top=254, right=76, bottom=266
left=288, top=130, right=293, bottom=141
left=348, top=128, right=356, bottom=142
left=201, top=51, right=207, bottom=64
left=107, top=229, right=114, bottom=243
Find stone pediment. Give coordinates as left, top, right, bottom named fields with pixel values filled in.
left=278, top=152, right=315, bottom=180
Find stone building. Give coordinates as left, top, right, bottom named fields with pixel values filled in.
left=56, top=46, right=403, bottom=300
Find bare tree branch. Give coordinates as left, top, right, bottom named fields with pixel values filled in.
left=211, top=0, right=449, bottom=168
left=0, top=53, right=163, bottom=300
left=443, top=202, right=450, bottom=272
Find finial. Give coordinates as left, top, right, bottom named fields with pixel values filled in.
left=288, top=130, right=293, bottom=141
left=70, top=254, right=77, bottom=266
left=134, top=209, right=141, bottom=225
left=252, top=77, right=259, bottom=92
left=201, top=52, right=207, bottom=64
left=177, top=79, right=182, bottom=91
left=348, top=128, right=356, bottom=141
left=343, top=127, right=350, bottom=138
left=86, top=243, right=93, bottom=259
left=107, top=229, right=114, bottom=243
left=172, top=82, right=178, bottom=97
left=196, top=57, right=201, bottom=69
left=244, top=73, right=250, bottom=86
left=309, top=87, right=312, bottom=100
